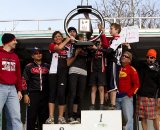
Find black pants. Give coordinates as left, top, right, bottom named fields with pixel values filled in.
left=68, top=73, right=87, bottom=118
left=26, top=92, right=49, bottom=130
left=49, top=66, right=68, bottom=105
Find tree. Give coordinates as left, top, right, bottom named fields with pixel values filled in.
left=94, top=0, right=160, bottom=28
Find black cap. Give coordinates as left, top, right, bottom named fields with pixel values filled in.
left=1, top=33, right=16, bottom=45
left=31, top=47, right=42, bottom=55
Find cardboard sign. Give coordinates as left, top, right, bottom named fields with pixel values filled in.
left=120, top=25, right=139, bottom=43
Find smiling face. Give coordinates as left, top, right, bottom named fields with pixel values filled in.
left=53, top=33, right=63, bottom=44
left=109, top=23, right=121, bottom=36
left=121, top=52, right=132, bottom=66
left=8, top=39, right=17, bottom=49
left=109, top=26, right=119, bottom=36
left=32, top=51, right=43, bottom=62
left=52, top=31, right=64, bottom=45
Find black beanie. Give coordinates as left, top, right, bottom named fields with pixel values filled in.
left=1, top=33, right=16, bottom=45
left=68, top=27, right=77, bottom=34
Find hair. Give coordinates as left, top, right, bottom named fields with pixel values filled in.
left=110, top=23, right=121, bottom=34
left=123, top=51, right=133, bottom=62
left=68, top=27, right=77, bottom=34
left=52, top=31, right=63, bottom=40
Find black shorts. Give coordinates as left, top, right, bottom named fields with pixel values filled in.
left=106, top=62, right=120, bottom=92
left=49, top=66, right=68, bottom=105
left=89, top=71, right=107, bottom=86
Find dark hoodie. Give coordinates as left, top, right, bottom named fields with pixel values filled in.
left=137, top=62, right=160, bottom=98
left=0, top=47, right=22, bottom=91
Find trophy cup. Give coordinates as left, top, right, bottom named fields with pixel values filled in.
left=64, top=1, right=105, bottom=46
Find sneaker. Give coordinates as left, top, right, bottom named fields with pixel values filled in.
left=105, top=104, right=116, bottom=110
left=68, top=117, right=79, bottom=124
left=45, top=117, right=54, bottom=124
left=89, top=105, right=96, bottom=110
left=76, top=118, right=81, bottom=124
left=58, top=117, right=67, bottom=124
left=99, top=104, right=104, bottom=110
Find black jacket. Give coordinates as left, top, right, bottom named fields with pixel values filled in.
left=22, top=62, right=50, bottom=94
left=136, top=62, right=160, bottom=98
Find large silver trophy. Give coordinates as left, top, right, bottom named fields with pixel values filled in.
left=64, top=0, right=105, bottom=46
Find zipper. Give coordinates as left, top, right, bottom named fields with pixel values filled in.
left=38, top=65, right=43, bottom=91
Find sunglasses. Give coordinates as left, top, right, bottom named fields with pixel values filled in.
left=146, top=56, right=155, bottom=59
left=122, top=55, right=130, bottom=59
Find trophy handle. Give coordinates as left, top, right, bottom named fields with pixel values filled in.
left=64, top=6, right=105, bottom=43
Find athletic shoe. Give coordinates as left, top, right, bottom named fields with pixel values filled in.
left=45, top=117, right=54, bottom=124
left=99, top=104, right=104, bottom=110
left=105, top=104, right=116, bottom=110
left=89, top=105, right=96, bottom=110
left=76, top=118, right=81, bottom=124
left=58, top=117, right=67, bottom=124
left=68, top=117, right=79, bottom=124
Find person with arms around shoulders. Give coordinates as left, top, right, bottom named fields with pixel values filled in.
left=0, top=33, right=23, bottom=130
left=22, top=47, right=50, bottom=130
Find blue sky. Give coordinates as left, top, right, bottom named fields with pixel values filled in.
left=0, top=0, right=96, bottom=19
left=0, top=0, right=99, bottom=31
left=0, top=0, right=159, bottom=31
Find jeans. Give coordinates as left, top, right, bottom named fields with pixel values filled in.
left=0, top=113, right=2, bottom=130
left=116, top=96, right=133, bottom=130
left=0, top=84, right=22, bottom=130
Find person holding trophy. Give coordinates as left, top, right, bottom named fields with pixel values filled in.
left=46, top=31, right=73, bottom=124
left=98, top=23, right=122, bottom=110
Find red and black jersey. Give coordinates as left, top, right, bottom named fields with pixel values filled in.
left=49, top=43, right=68, bottom=57
left=22, top=62, right=50, bottom=94
left=0, top=47, right=22, bottom=91
left=101, top=34, right=123, bottom=65
left=91, top=45, right=106, bottom=72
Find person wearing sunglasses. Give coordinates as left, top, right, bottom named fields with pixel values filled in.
left=117, top=51, right=140, bottom=130
left=22, top=47, right=50, bottom=130
left=136, top=49, right=160, bottom=130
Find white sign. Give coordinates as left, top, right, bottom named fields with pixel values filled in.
left=79, top=18, right=91, bottom=32
left=120, top=25, right=139, bottom=43
left=43, top=110, right=122, bottom=130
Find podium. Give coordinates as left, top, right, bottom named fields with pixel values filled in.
left=43, top=110, right=122, bottom=130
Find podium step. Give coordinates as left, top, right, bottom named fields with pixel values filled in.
left=81, top=110, right=122, bottom=130
left=43, top=124, right=83, bottom=130
left=43, top=110, right=122, bottom=130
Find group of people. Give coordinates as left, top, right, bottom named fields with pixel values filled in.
left=0, top=22, right=159, bottom=130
